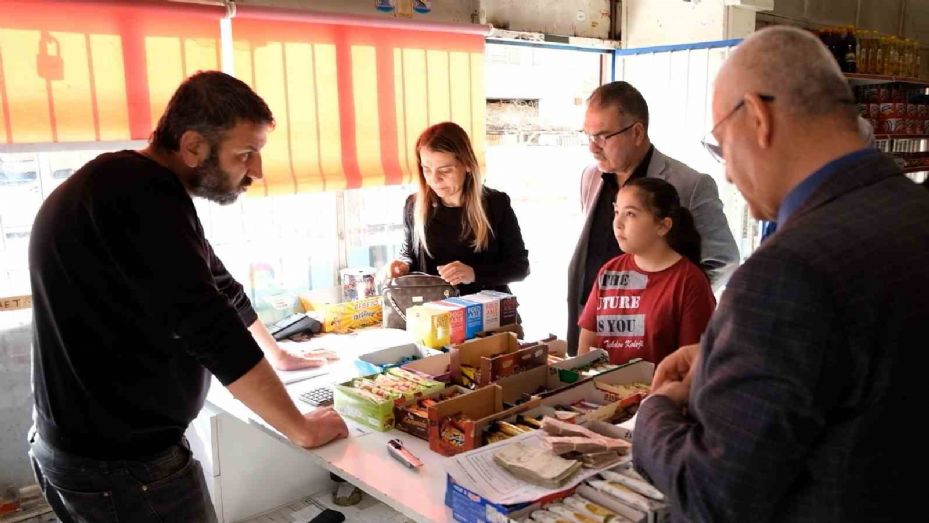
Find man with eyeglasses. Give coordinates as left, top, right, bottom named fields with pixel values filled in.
left=633, top=26, right=926, bottom=521
left=566, top=81, right=739, bottom=355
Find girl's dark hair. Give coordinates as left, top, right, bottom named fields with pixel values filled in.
left=624, top=177, right=703, bottom=272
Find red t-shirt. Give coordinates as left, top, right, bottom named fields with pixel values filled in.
left=579, top=254, right=715, bottom=365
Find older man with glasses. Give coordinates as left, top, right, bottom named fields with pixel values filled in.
left=632, top=26, right=927, bottom=522
left=566, top=81, right=739, bottom=355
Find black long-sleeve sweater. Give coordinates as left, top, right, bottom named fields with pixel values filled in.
left=29, top=150, right=263, bottom=459
left=398, top=187, right=529, bottom=295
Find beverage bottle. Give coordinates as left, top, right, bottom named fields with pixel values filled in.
left=875, top=36, right=886, bottom=76
left=844, top=27, right=858, bottom=73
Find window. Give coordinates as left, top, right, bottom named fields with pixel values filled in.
left=484, top=43, right=607, bottom=339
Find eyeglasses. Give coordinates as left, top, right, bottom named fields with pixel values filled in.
left=585, top=121, right=638, bottom=145
left=701, top=94, right=775, bottom=163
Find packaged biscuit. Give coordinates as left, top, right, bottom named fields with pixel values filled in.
left=444, top=297, right=483, bottom=339
left=461, top=293, right=501, bottom=331
left=406, top=305, right=450, bottom=348
left=316, top=297, right=382, bottom=333
left=424, top=300, right=466, bottom=344
left=479, top=290, right=518, bottom=326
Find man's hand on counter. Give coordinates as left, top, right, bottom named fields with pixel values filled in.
left=293, top=406, right=350, bottom=448
left=248, top=318, right=326, bottom=370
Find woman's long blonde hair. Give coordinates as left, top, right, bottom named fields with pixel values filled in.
left=413, top=122, right=492, bottom=257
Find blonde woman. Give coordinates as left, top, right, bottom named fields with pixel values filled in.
left=387, top=122, right=529, bottom=295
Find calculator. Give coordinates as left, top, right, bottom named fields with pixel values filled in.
left=299, top=386, right=334, bottom=407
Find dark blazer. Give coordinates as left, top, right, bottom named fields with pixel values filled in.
left=566, top=148, right=739, bottom=354
left=633, top=151, right=928, bottom=522
left=398, top=187, right=529, bottom=296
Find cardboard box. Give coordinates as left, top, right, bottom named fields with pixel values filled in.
left=450, top=332, right=549, bottom=387
left=479, top=290, right=518, bottom=326
left=475, top=323, right=523, bottom=339
left=402, top=352, right=451, bottom=382
left=314, top=296, right=382, bottom=333
left=444, top=297, right=483, bottom=339
left=425, top=301, right=466, bottom=344
left=394, top=385, right=470, bottom=440
left=540, top=360, right=653, bottom=425
left=355, top=343, right=442, bottom=375
left=333, top=370, right=445, bottom=431
left=550, top=349, right=618, bottom=384
left=426, top=384, right=541, bottom=456
left=495, top=364, right=576, bottom=406
left=461, top=293, right=501, bottom=331
left=333, top=375, right=400, bottom=431
left=445, top=474, right=562, bottom=523
left=406, top=305, right=450, bottom=348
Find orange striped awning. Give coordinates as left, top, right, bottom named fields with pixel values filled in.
left=231, top=9, right=487, bottom=194
left=0, top=0, right=224, bottom=144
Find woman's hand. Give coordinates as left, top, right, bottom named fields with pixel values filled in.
left=380, top=260, right=410, bottom=283
left=437, top=261, right=475, bottom=286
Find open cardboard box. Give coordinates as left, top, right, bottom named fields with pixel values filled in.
left=445, top=474, right=570, bottom=523
left=354, top=343, right=441, bottom=374
left=549, top=348, right=617, bottom=384
left=449, top=332, right=549, bottom=388
left=394, top=385, right=470, bottom=440
left=427, top=384, right=541, bottom=456
left=333, top=370, right=445, bottom=432
left=495, top=364, right=578, bottom=406
left=402, top=351, right=451, bottom=382
left=540, top=360, right=654, bottom=425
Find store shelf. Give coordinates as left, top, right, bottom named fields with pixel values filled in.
left=875, top=134, right=929, bottom=140
left=845, top=73, right=929, bottom=87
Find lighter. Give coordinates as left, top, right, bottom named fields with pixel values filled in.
left=387, top=439, right=423, bottom=470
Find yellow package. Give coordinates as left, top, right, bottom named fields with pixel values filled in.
left=318, top=297, right=383, bottom=333
left=406, top=305, right=450, bottom=348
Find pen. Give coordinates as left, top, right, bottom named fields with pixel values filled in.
left=387, top=439, right=423, bottom=470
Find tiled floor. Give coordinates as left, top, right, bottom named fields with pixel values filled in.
left=3, top=488, right=413, bottom=523
left=242, top=488, right=416, bottom=523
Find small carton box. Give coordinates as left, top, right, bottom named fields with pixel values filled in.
left=478, top=290, right=518, bottom=326
left=427, top=385, right=541, bottom=456
left=444, top=297, right=483, bottom=340
left=402, top=352, right=451, bottom=382
left=406, top=305, right=450, bottom=348
left=355, top=343, right=442, bottom=374
left=333, top=369, right=446, bottom=431
left=315, top=297, right=382, bottom=333
left=394, top=385, right=470, bottom=440
left=446, top=474, right=563, bottom=523
left=450, top=332, right=549, bottom=387
left=333, top=375, right=401, bottom=431
left=425, top=301, right=466, bottom=344
left=461, top=293, right=501, bottom=331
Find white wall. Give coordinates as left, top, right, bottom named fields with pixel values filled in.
left=481, top=0, right=612, bottom=39
left=622, top=0, right=760, bottom=48
left=616, top=44, right=758, bottom=259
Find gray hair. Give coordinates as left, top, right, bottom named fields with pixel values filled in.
left=728, top=26, right=855, bottom=121
left=588, top=81, right=650, bottom=131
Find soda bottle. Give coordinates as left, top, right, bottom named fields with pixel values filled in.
left=875, top=36, right=886, bottom=76
left=844, top=27, right=858, bottom=73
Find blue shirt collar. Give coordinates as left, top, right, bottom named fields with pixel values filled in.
left=776, top=148, right=877, bottom=226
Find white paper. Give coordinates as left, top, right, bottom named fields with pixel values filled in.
left=276, top=367, right=330, bottom=385
left=448, top=430, right=631, bottom=506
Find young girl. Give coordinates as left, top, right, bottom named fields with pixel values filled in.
left=386, top=122, right=529, bottom=295
left=577, top=177, right=715, bottom=365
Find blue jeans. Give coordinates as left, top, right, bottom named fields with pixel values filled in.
left=28, top=428, right=217, bottom=523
